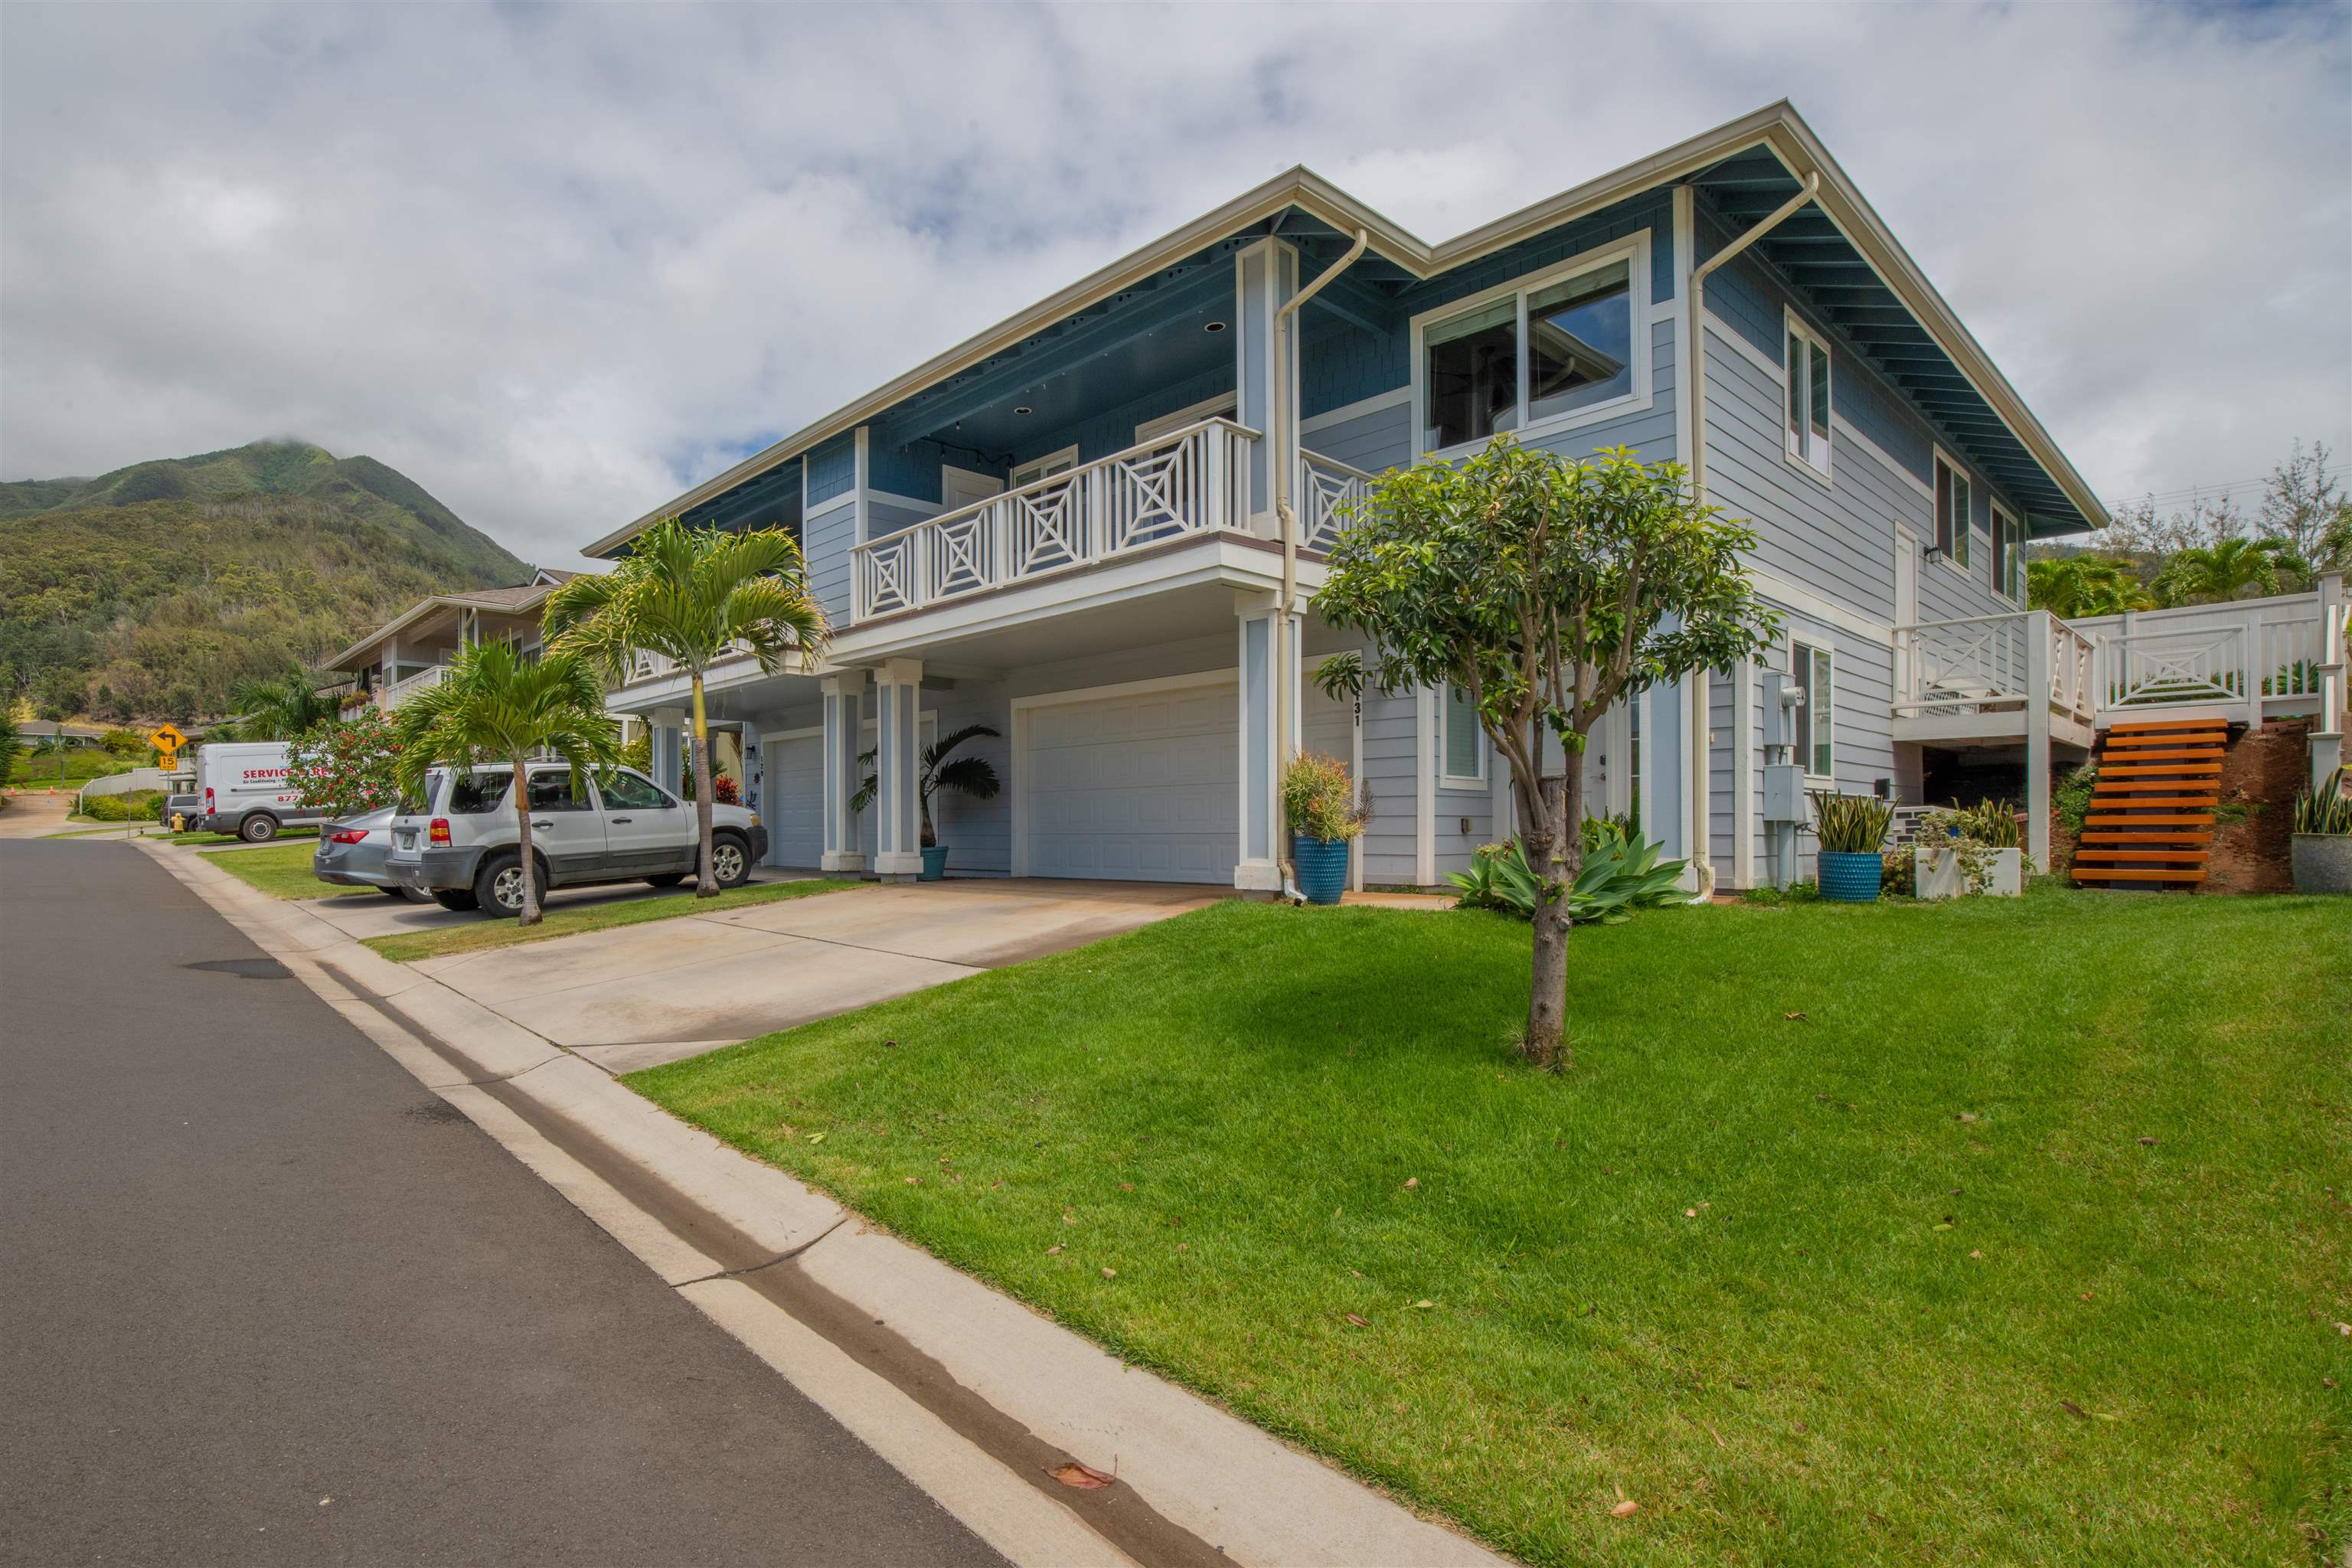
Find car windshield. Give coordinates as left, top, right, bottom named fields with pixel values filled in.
left=397, top=769, right=448, bottom=816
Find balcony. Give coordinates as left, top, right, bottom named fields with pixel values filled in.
left=375, top=663, right=447, bottom=711
left=1893, top=581, right=2348, bottom=749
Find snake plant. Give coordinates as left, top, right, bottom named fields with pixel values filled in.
left=2293, top=769, right=2351, bottom=835
left=1808, top=790, right=1893, bottom=854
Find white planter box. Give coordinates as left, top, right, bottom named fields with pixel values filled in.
left=1915, top=844, right=2023, bottom=900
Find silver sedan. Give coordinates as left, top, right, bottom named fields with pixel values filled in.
left=313, top=808, right=426, bottom=899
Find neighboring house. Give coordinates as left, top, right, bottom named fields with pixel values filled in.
left=328, top=567, right=584, bottom=712
left=586, top=100, right=2347, bottom=893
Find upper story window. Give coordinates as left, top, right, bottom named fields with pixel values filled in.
left=1934, top=450, right=1973, bottom=573
left=1792, top=641, right=1834, bottom=779
left=1991, top=502, right=2023, bottom=602
left=1442, top=684, right=1486, bottom=788
left=1414, top=237, right=1648, bottom=454
left=1784, top=312, right=1831, bottom=480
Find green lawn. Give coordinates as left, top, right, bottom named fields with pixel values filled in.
left=632, top=884, right=2350, bottom=1567
left=171, top=828, right=318, bottom=847
left=363, top=876, right=863, bottom=963
left=199, top=841, right=376, bottom=900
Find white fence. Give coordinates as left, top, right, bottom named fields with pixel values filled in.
left=1891, top=609, right=2096, bottom=726
left=1301, top=449, right=1373, bottom=554
left=853, top=418, right=1258, bottom=619
left=376, top=663, right=447, bottom=710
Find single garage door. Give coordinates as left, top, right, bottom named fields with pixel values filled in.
left=761, top=731, right=823, bottom=868
left=1025, top=682, right=1237, bottom=884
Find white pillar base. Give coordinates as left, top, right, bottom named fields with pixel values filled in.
left=1232, top=858, right=1283, bottom=893
left=820, top=851, right=867, bottom=874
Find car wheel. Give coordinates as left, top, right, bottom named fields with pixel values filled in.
left=239, top=812, right=279, bottom=843
left=433, top=890, right=480, bottom=913
left=710, top=835, right=751, bottom=890
left=644, top=873, right=688, bottom=888
left=473, top=851, right=540, bottom=917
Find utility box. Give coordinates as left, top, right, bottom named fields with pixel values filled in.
left=1762, top=763, right=1807, bottom=823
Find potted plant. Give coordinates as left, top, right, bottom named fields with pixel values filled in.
left=1281, top=751, right=1367, bottom=905
left=1808, top=789, right=1893, bottom=903
left=2290, top=769, right=2351, bottom=893
left=1916, top=798, right=2027, bottom=900
left=854, top=724, right=1002, bottom=881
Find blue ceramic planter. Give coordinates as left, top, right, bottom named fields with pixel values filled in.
left=1818, top=850, right=1883, bottom=903
left=1293, top=837, right=1351, bottom=905
left=919, top=844, right=949, bottom=882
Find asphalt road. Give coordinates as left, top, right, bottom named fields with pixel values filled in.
left=0, top=839, right=1008, bottom=1567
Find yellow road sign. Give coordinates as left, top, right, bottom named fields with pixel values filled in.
left=149, top=724, right=185, bottom=752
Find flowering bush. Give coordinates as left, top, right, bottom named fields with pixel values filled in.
left=289, top=708, right=402, bottom=819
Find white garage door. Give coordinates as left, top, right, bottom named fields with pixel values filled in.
left=761, top=732, right=823, bottom=867
left=1024, top=683, right=1237, bottom=884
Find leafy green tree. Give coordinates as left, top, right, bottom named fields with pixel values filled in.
left=99, top=727, right=144, bottom=759
left=2027, top=556, right=2152, bottom=618
left=289, top=708, right=403, bottom=820
left=0, top=708, right=18, bottom=790
left=390, top=642, right=618, bottom=926
left=545, top=518, right=828, bottom=897
left=1314, top=439, right=1777, bottom=1069
left=851, top=724, right=1003, bottom=847
left=229, top=668, right=340, bottom=740
left=2152, top=536, right=2308, bottom=608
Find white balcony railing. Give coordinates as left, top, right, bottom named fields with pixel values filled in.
left=1301, top=449, right=1374, bottom=553
left=851, top=418, right=1259, bottom=620
left=376, top=664, right=446, bottom=711
left=1894, top=584, right=2347, bottom=732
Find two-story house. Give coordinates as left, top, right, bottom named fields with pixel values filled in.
left=584, top=102, right=2331, bottom=895
left=330, top=567, right=583, bottom=710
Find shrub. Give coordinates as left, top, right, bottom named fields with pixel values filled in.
left=289, top=709, right=401, bottom=819
left=1281, top=752, right=1367, bottom=843
left=1451, top=822, right=1687, bottom=925
left=2053, top=766, right=2098, bottom=838
left=81, top=794, right=129, bottom=821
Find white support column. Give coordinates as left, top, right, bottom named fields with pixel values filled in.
left=1233, top=594, right=1292, bottom=893
left=649, top=707, right=686, bottom=794
left=819, top=671, right=868, bottom=874
left=1414, top=685, right=1438, bottom=888
left=1232, top=237, right=1300, bottom=534
left=2024, top=609, right=2053, bottom=871
left=871, top=658, right=925, bottom=879
left=2314, top=571, right=2347, bottom=790
left=1733, top=657, right=1759, bottom=890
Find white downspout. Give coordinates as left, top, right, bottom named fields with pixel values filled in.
left=1683, top=171, right=1818, bottom=900
left=1271, top=227, right=1370, bottom=901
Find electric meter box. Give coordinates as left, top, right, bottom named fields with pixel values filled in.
left=1762, top=763, right=1808, bottom=823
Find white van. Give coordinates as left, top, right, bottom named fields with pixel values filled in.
left=195, top=742, right=326, bottom=841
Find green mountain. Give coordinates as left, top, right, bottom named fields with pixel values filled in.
left=0, top=439, right=534, bottom=722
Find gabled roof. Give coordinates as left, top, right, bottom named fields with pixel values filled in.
left=325, top=580, right=560, bottom=674
left=588, top=100, right=2105, bottom=556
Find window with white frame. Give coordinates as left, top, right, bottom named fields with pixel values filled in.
left=1416, top=241, right=1644, bottom=452
left=1442, top=684, right=1485, bottom=786
left=1792, top=641, right=1834, bottom=779
left=1991, top=502, right=2023, bottom=601
left=1783, top=313, right=1831, bottom=479
left=1934, top=452, right=1972, bottom=571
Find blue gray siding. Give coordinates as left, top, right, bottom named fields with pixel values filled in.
left=805, top=496, right=856, bottom=622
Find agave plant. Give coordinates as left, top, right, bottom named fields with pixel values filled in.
left=2293, top=769, right=2351, bottom=835
left=1450, top=820, right=1689, bottom=926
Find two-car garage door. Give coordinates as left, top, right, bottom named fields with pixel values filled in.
left=1024, top=684, right=1238, bottom=884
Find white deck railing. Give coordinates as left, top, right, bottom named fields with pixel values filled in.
left=1301, top=449, right=1373, bottom=554
left=1895, top=583, right=2347, bottom=730
left=1892, top=610, right=2095, bottom=726
left=376, top=664, right=446, bottom=711
left=852, top=418, right=1259, bottom=620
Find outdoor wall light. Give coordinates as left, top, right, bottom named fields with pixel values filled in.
left=1013, top=406, right=1032, bottom=416
left=1204, top=320, right=1227, bottom=333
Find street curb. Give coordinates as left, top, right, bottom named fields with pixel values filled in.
left=146, top=841, right=1514, bottom=1568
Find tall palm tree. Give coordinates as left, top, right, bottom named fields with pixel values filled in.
left=2154, top=536, right=2308, bottom=607
left=2027, top=555, right=2151, bottom=619
left=230, top=668, right=340, bottom=740
left=390, top=642, right=618, bottom=926
left=544, top=518, right=828, bottom=897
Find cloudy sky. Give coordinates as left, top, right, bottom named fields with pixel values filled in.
left=3, top=2, right=2346, bottom=568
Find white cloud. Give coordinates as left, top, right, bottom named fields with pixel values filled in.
left=2, top=1, right=2344, bottom=569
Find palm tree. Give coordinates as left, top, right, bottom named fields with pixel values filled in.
left=851, top=724, right=1002, bottom=848
left=390, top=642, right=619, bottom=926
left=2153, top=536, right=2308, bottom=608
left=544, top=518, right=828, bottom=897
left=2027, top=556, right=2151, bottom=618
left=230, top=668, right=340, bottom=740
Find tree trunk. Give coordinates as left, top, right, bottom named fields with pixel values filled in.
left=1520, top=750, right=1590, bottom=1071
left=511, top=750, right=541, bottom=926
left=689, top=672, right=717, bottom=897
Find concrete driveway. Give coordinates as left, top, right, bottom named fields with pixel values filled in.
left=358, top=880, right=1221, bottom=1073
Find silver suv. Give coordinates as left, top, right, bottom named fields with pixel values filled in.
left=386, top=764, right=766, bottom=916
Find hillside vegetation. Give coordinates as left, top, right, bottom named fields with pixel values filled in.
left=0, top=440, right=530, bottom=721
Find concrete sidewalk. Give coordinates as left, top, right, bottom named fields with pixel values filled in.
left=346, top=879, right=1220, bottom=1073
left=144, top=841, right=1511, bottom=1568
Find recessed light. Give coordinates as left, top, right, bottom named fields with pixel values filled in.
left=1204, top=320, right=1227, bottom=333
left=1014, top=406, right=1032, bottom=416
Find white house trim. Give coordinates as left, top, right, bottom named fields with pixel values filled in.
left=1703, top=312, right=1783, bottom=384
left=1671, top=185, right=1696, bottom=471
left=1136, top=394, right=1237, bottom=444
left=1408, top=230, right=1655, bottom=462
left=1749, top=569, right=1895, bottom=648
left=1007, top=668, right=1239, bottom=879
left=1299, top=387, right=1410, bottom=436
left=1413, top=685, right=1437, bottom=886
left=1830, top=413, right=1934, bottom=503
left=867, top=488, right=945, bottom=521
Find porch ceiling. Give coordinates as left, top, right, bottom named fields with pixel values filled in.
left=1690, top=152, right=2095, bottom=538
